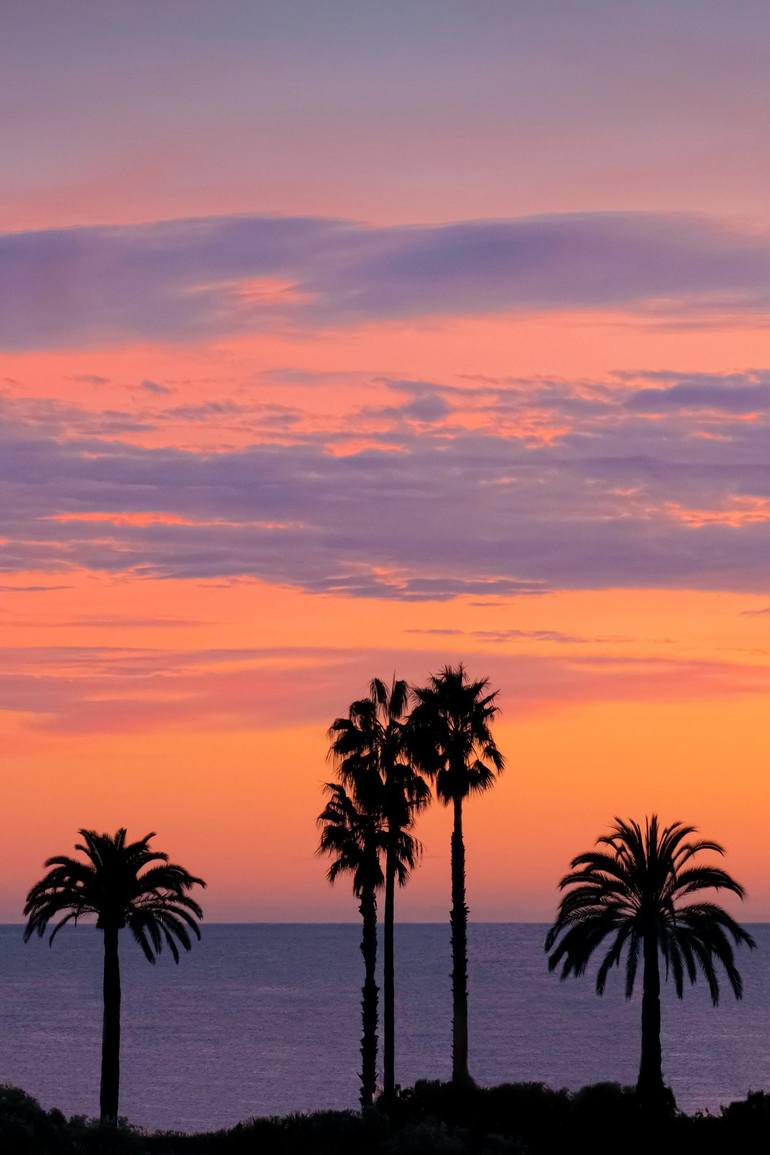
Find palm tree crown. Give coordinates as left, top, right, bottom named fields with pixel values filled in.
left=545, top=815, right=755, bottom=1002
left=317, top=782, right=386, bottom=895
left=409, top=663, right=504, bottom=801
left=24, top=828, right=205, bottom=962
left=328, top=676, right=429, bottom=880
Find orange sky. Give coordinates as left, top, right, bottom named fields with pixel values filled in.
left=2, top=3, right=770, bottom=922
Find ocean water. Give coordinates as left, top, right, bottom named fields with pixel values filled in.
left=1, top=923, right=768, bottom=1131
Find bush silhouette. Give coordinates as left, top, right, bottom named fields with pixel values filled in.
left=0, top=1085, right=142, bottom=1155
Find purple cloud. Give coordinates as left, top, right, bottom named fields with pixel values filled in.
left=626, top=378, right=770, bottom=413
left=139, top=378, right=173, bottom=395
left=1, top=367, right=769, bottom=598
left=4, top=212, right=770, bottom=348
left=0, top=431, right=768, bottom=597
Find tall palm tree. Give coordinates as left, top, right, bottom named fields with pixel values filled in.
left=545, top=815, right=755, bottom=1107
left=317, top=782, right=385, bottom=1108
left=24, top=828, right=205, bottom=1123
left=408, top=663, right=504, bottom=1087
left=328, top=676, right=431, bottom=1101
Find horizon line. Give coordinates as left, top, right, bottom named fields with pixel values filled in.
left=4, top=919, right=770, bottom=927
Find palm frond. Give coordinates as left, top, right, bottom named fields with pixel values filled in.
left=324, top=675, right=430, bottom=887
left=407, top=665, right=504, bottom=804
left=317, top=782, right=384, bottom=896
left=545, top=814, right=753, bottom=1008
left=24, top=829, right=205, bottom=962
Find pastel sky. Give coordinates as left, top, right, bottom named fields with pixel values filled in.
left=2, top=1, right=770, bottom=922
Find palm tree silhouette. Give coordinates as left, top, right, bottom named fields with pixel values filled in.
left=23, top=828, right=205, bottom=1123
left=328, top=676, right=431, bottom=1101
left=317, top=781, right=385, bottom=1108
left=545, top=815, right=755, bottom=1107
left=408, top=663, right=504, bottom=1087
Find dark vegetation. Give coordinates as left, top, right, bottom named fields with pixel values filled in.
left=0, top=1085, right=142, bottom=1155
left=7, top=1081, right=770, bottom=1155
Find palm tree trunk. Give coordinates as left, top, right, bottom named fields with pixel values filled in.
left=383, top=843, right=396, bottom=1103
left=100, top=924, right=121, bottom=1124
left=359, top=884, right=379, bottom=1108
left=450, top=794, right=471, bottom=1087
left=637, top=929, right=664, bottom=1105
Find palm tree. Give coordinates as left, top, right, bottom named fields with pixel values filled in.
left=328, top=676, right=431, bottom=1101
left=317, top=782, right=385, bottom=1108
left=24, top=828, right=205, bottom=1123
left=545, top=815, right=755, bottom=1107
left=408, top=663, right=504, bottom=1087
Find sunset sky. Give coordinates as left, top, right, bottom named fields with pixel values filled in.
left=2, top=1, right=770, bottom=922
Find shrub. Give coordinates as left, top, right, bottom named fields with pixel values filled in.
left=0, top=1085, right=68, bottom=1155
left=0, top=1085, right=143, bottom=1155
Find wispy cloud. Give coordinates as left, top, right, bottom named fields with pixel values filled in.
left=408, top=627, right=632, bottom=645
left=2, top=367, right=769, bottom=598
left=625, top=379, right=770, bottom=414
left=0, top=584, right=72, bottom=593
left=5, top=212, right=770, bottom=348
left=2, top=644, right=769, bottom=734
left=138, top=378, right=173, bottom=396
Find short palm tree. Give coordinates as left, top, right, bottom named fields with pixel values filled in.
left=317, top=782, right=385, bottom=1108
left=328, top=676, right=431, bottom=1101
left=408, top=663, right=504, bottom=1087
left=545, top=816, right=755, bottom=1107
left=24, top=828, right=205, bottom=1123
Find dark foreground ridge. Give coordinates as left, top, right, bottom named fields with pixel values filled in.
left=5, top=1081, right=770, bottom=1155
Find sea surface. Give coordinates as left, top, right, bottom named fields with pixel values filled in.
left=1, top=923, right=768, bottom=1131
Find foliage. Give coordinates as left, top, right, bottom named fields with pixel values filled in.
left=136, top=1082, right=770, bottom=1155
left=408, top=664, right=504, bottom=802
left=0, top=1086, right=142, bottom=1155
left=545, top=816, right=755, bottom=1002
left=316, top=784, right=385, bottom=895
left=24, top=828, right=205, bottom=958
left=327, top=675, right=430, bottom=889
left=6, top=1081, right=770, bottom=1155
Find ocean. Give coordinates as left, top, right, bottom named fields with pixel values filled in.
left=1, top=923, right=767, bottom=1131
